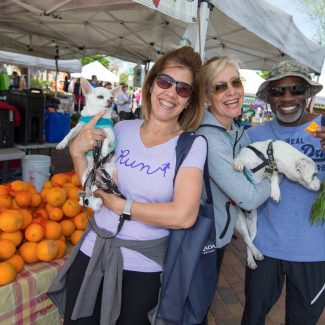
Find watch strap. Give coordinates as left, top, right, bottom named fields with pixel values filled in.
left=122, top=199, right=132, bottom=220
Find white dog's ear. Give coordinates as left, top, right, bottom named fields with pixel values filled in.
left=80, top=77, right=93, bottom=96
left=296, top=158, right=309, bottom=180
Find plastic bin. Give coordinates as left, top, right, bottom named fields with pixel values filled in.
left=45, top=111, right=71, bottom=143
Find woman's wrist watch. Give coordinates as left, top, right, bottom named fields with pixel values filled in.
left=122, top=199, right=132, bottom=220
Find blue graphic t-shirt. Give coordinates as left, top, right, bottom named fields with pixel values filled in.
left=247, top=115, right=325, bottom=262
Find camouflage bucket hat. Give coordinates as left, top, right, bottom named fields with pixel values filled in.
left=256, top=60, right=323, bottom=102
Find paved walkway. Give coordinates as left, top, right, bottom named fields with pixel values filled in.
left=208, top=236, right=325, bottom=325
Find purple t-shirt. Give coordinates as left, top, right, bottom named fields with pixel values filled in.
left=80, top=119, right=207, bottom=272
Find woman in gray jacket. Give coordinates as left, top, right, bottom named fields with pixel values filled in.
left=196, top=56, right=271, bottom=275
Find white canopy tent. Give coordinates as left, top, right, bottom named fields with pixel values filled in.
left=0, top=50, right=81, bottom=73
left=71, top=61, right=118, bottom=83
left=0, top=0, right=324, bottom=73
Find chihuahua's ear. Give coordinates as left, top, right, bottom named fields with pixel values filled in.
left=80, top=77, right=93, bottom=96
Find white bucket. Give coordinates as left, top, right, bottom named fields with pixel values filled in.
left=22, top=155, right=51, bottom=192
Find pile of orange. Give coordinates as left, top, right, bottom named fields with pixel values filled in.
left=0, top=172, right=91, bottom=285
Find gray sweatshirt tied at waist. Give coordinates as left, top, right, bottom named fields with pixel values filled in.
left=47, top=219, right=168, bottom=325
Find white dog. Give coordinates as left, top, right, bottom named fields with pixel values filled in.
left=57, top=77, right=118, bottom=211
left=233, top=139, right=320, bottom=269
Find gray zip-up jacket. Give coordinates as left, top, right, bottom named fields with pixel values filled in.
left=196, top=110, right=270, bottom=248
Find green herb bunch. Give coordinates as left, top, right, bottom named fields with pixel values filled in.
left=310, top=181, right=325, bottom=224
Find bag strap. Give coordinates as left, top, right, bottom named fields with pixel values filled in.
left=174, top=132, right=213, bottom=204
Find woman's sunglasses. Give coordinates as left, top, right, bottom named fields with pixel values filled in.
left=155, top=73, right=193, bottom=98
left=210, top=76, right=245, bottom=94
left=267, top=84, right=308, bottom=97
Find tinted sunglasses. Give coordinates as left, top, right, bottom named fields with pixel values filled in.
left=267, top=84, right=309, bottom=97
left=211, top=76, right=245, bottom=94
left=155, top=73, right=193, bottom=98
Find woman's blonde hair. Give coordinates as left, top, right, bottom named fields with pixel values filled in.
left=141, top=46, right=205, bottom=131
left=202, top=56, right=241, bottom=100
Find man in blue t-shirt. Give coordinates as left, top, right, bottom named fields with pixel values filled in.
left=241, top=61, right=325, bottom=325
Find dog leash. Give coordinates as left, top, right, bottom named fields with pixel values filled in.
left=80, top=141, right=128, bottom=239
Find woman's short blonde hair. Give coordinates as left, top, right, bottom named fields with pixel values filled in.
left=202, top=56, right=241, bottom=100
left=141, top=46, right=205, bottom=131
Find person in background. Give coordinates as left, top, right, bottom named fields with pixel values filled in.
left=48, top=46, right=207, bottom=325
left=104, top=81, right=112, bottom=90
left=73, top=78, right=85, bottom=112
left=64, top=76, right=70, bottom=93
left=241, top=60, right=325, bottom=325
left=9, top=71, right=20, bottom=91
left=116, top=84, right=133, bottom=120
left=196, top=56, right=271, bottom=274
left=135, top=89, right=141, bottom=107
left=90, top=75, right=98, bottom=87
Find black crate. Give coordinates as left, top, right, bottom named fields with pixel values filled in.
left=0, top=109, right=14, bottom=148
left=7, top=89, right=45, bottom=145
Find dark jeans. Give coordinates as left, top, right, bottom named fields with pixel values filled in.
left=64, top=251, right=161, bottom=325
left=118, top=111, right=134, bottom=120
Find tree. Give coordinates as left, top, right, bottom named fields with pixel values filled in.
left=79, top=55, right=110, bottom=68
left=257, top=71, right=270, bottom=80
left=296, top=0, right=325, bottom=44
left=119, top=73, right=128, bottom=85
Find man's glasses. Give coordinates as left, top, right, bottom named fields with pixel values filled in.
left=210, top=76, right=245, bottom=94
left=267, top=84, right=308, bottom=97
left=155, top=73, right=193, bottom=98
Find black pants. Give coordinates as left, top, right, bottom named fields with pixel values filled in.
left=241, top=256, right=325, bottom=325
left=64, top=251, right=161, bottom=325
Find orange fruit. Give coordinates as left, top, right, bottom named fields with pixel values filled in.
left=0, top=195, right=12, bottom=209
left=305, top=121, right=320, bottom=133
left=0, top=230, right=23, bottom=247
left=0, top=239, right=16, bottom=260
left=63, top=182, right=75, bottom=189
left=51, top=173, right=68, bottom=187
left=70, top=174, right=82, bottom=187
left=36, top=239, right=58, bottom=262
left=42, top=181, right=53, bottom=189
left=30, top=193, right=42, bottom=208
left=40, top=188, right=50, bottom=203
left=45, top=221, right=62, bottom=240
left=9, top=180, right=28, bottom=196
left=0, top=209, right=23, bottom=232
left=46, top=188, right=66, bottom=207
left=66, top=186, right=81, bottom=200
left=20, top=209, right=33, bottom=229
left=0, top=185, right=9, bottom=196
left=24, top=223, right=45, bottom=242
left=18, top=242, right=38, bottom=263
left=15, top=191, right=32, bottom=208
left=33, top=208, right=48, bottom=220
left=48, top=207, right=64, bottom=221
left=70, top=230, right=84, bottom=245
left=62, top=198, right=81, bottom=218
left=7, top=254, right=24, bottom=273
left=74, top=212, right=88, bottom=230
left=60, top=220, right=75, bottom=237
left=0, top=261, right=17, bottom=285
left=55, top=240, right=67, bottom=259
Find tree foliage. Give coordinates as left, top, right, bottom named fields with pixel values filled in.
left=296, top=0, right=325, bottom=44
left=119, top=72, right=128, bottom=85
left=257, top=71, right=270, bottom=80
left=79, top=55, right=110, bottom=68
